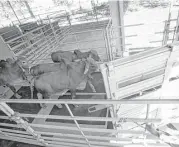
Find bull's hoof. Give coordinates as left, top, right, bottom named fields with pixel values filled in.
left=56, top=104, right=63, bottom=109
left=73, top=104, right=79, bottom=108
left=15, top=94, right=22, bottom=99
left=41, top=104, right=47, bottom=109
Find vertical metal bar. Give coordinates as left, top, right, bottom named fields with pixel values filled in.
left=109, top=25, right=114, bottom=60
left=74, top=34, right=80, bottom=50
left=163, top=12, right=171, bottom=45
left=7, top=1, right=21, bottom=25
left=47, top=15, right=58, bottom=44
left=65, top=104, right=91, bottom=147
left=105, top=27, right=112, bottom=61
left=174, top=11, right=179, bottom=42
left=38, top=15, right=43, bottom=25
left=23, top=0, right=35, bottom=18
left=103, top=29, right=109, bottom=61
left=66, top=12, right=71, bottom=26
left=162, top=21, right=167, bottom=45
left=106, top=20, right=113, bottom=61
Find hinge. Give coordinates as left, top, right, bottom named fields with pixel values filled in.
left=106, top=62, right=115, bottom=77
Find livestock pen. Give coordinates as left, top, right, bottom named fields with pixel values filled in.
left=0, top=6, right=179, bottom=147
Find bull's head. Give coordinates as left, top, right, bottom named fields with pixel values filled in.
left=6, top=58, right=15, bottom=64
left=74, top=49, right=82, bottom=56
left=89, top=50, right=101, bottom=62
left=84, top=57, right=100, bottom=74
left=16, top=56, right=29, bottom=69
left=0, top=60, right=7, bottom=68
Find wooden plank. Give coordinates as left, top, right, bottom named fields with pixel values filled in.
left=32, top=104, right=54, bottom=124
left=1, top=86, right=21, bottom=99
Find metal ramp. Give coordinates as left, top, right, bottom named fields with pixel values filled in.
left=0, top=43, right=179, bottom=147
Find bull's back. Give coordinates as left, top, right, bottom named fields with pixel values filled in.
left=30, top=63, right=65, bottom=76
left=51, top=51, right=74, bottom=62
left=34, top=71, right=70, bottom=92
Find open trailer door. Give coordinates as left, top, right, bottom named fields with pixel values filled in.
left=98, top=42, right=179, bottom=128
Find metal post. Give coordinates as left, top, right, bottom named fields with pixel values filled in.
left=74, top=34, right=80, bottom=50
left=163, top=10, right=171, bottom=45
left=7, top=1, right=21, bottom=25
left=66, top=12, right=71, bottom=26
left=105, top=24, right=113, bottom=61
left=65, top=104, right=91, bottom=147
left=103, top=29, right=110, bottom=61
left=47, top=16, right=58, bottom=44
left=174, top=11, right=179, bottom=42
left=24, top=0, right=35, bottom=18
left=109, top=0, right=125, bottom=58
left=0, top=102, right=48, bottom=146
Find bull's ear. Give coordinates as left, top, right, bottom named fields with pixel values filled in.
left=6, top=58, right=14, bottom=64
left=88, top=52, right=93, bottom=59
left=87, top=57, right=96, bottom=65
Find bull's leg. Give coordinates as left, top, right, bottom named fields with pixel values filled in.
left=71, top=89, right=76, bottom=99
left=70, top=89, right=79, bottom=108
left=56, top=103, right=63, bottom=109
left=87, top=80, right=96, bottom=93
left=37, top=93, right=47, bottom=109
left=7, top=84, right=22, bottom=99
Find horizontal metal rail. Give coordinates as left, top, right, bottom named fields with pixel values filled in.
left=0, top=122, right=149, bottom=135
left=0, top=114, right=161, bottom=123
left=1, top=98, right=179, bottom=104
left=5, top=24, right=47, bottom=44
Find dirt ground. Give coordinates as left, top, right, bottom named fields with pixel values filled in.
left=6, top=72, right=112, bottom=127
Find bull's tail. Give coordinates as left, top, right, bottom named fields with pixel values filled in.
left=84, top=61, right=90, bottom=75
left=30, top=78, right=35, bottom=99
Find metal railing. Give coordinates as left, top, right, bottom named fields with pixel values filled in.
left=105, top=17, right=179, bottom=60
left=0, top=98, right=178, bottom=147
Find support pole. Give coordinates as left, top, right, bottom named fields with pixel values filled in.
left=47, top=16, right=58, bottom=44
left=7, top=1, right=21, bottom=24
left=109, top=0, right=125, bottom=58
left=174, top=11, right=179, bottom=41
left=23, top=0, right=35, bottom=18
left=0, top=102, right=48, bottom=146
left=65, top=104, right=91, bottom=147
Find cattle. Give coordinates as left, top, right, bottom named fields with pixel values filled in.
left=0, top=58, right=29, bottom=99
left=74, top=49, right=101, bottom=62
left=51, top=50, right=76, bottom=63
left=0, top=140, right=14, bottom=147
left=30, top=62, right=67, bottom=76
left=31, top=57, right=99, bottom=108
left=51, top=50, right=101, bottom=67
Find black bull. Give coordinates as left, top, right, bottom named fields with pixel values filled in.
left=31, top=58, right=99, bottom=108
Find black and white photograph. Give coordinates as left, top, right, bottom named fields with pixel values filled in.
left=0, top=0, right=179, bottom=147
